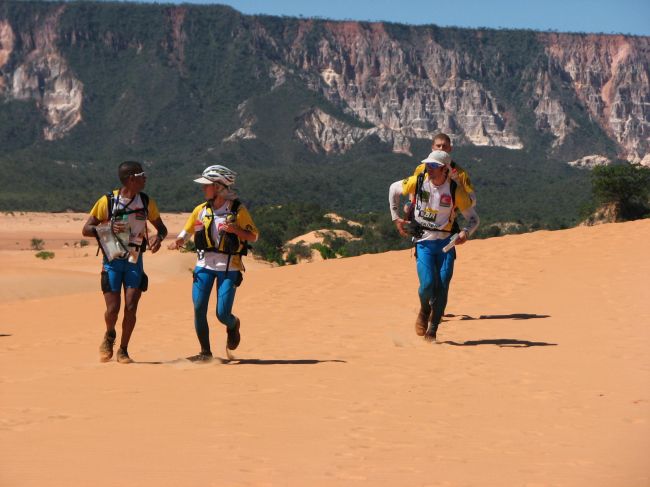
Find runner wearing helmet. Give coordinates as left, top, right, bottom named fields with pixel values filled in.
left=168, top=165, right=259, bottom=361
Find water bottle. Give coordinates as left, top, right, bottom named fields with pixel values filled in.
left=115, top=214, right=130, bottom=245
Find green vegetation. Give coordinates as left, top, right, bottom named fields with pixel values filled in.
left=248, top=203, right=410, bottom=264
left=284, top=241, right=312, bottom=264
left=180, top=240, right=196, bottom=253
left=30, top=238, right=45, bottom=251
left=590, top=164, right=650, bottom=220
left=35, top=251, right=55, bottom=260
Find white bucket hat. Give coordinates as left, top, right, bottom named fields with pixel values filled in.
left=421, top=150, right=451, bottom=167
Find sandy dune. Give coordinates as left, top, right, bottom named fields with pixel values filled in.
left=0, top=214, right=648, bottom=487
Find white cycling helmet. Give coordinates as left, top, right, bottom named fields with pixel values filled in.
left=193, top=165, right=237, bottom=186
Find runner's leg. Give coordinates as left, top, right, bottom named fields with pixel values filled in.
left=416, top=242, right=435, bottom=309
left=103, top=291, right=121, bottom=332
left=430, top=248, right=455, bottom=328
left=120, top=287, right=142, bottom=350
left=215, top=270, right=238, bottom=329
left=192, top=267, right=216, bottom=353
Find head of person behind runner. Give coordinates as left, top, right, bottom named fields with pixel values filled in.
left=421, top=150, right=451, bottom=185
left=431, top=133, right=452, bottom=154
left=118, top=161, right=147, bottom=191
left=193, top=165, right=237, bottom=201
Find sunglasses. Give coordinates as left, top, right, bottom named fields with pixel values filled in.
left=130, top=171, right=146, bottom=178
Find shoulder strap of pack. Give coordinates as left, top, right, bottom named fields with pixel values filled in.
left=105, top=190, right=118, bottom=220
left=140, top=192, right=149, bottom=217
left=450, top=179, right=457, bottom=206
left=415, top=172, right=426, bottom=202
left=230, top=198, right=241, bottom=213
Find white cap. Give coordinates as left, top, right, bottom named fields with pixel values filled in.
left=421, top=150, right=451, bottom=167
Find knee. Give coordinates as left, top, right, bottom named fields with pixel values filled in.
left=105, top=305, right=119, bottom=319
left=418, top=276, right=434, bottom=293
left=216, top=310, right=228, bottom=324
left=193, top=297, right=208, bottom=315
left=124, top=300, right=139, bottom=315
left=216, top=308, right=233, bottom=325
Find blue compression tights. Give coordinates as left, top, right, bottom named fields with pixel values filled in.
left=192, top=267, right=239, bottom=352
left=415, top=239, right=455, bottom=327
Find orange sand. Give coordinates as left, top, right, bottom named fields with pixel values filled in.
left=0, top=213, right=648, bottom=486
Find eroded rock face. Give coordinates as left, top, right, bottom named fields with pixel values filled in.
left=539, top=33, right=650, bottom=163
left=0, top=20, right=15, bottom=71
left=567, top=155, right=612, bottom=169
left=1, top=8, right=83, bottom=140
left=295, top=107, right=415, bottom=155
left=295, top=108, right=370, bottom=154
left=531, top=70, right=573, bottom=147
left=254, top=20, right=646, bottom=161
left=285, top=22, right=523, bottom=152
left=223, top=100, right=258, bottom=142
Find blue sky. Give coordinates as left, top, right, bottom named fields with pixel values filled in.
left=140, top=0, right=650, bottom=36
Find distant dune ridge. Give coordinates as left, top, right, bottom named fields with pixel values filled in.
left=0, top=213, right=648, bottom=486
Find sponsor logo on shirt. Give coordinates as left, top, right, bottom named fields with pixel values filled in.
left=440, top=194, right=452, bottom=207
left=420, top=207, right=439, bottom=221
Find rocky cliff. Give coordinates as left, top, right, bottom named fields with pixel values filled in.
left=539, top=33, right=649, bottom=164
left=0, top=2, right=648, bottom=165
left=0, top=8, right=83, bottom=141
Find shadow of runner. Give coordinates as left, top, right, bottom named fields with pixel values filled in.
left=131, top=357, right=347, bottom=365
left=444, top=313, right=550, bottom=321
left=225, top=358, right=347, bottom=365
left=440, top=338, right=557, bottom=347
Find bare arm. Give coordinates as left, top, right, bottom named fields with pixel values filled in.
left=82, top=215, right=101, bottom=238
left=389, top=180, right=411, bottom=238
left=147, top=217, right=167, bottom=254
left=455, top=207, right=480, bottom=245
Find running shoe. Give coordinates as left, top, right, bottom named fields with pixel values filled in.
left=116, top=347, right=134, bottom=364
left=424, top=322, right=438, bottom=342
left=188, top=351, right=213, bottom=363
left=414, top=306, right=430, bottom=336
left=99, top=330, right=116, bottom=362
left=226, top=317, right=241, bottom=351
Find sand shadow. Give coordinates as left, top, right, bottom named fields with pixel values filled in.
left=444, top=313, right=550, bottom=321
left=0, top=334, right=11, bottom=337
left=224, top=358, right=347, bottom=365
left=132, top=357, right=347, bottom=366
left=440, top=338, right=557, bottom=347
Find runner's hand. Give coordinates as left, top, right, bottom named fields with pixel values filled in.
left=394, top=218, right=409, bottom=238
left=222, top=223, right=240, bottom=235
left=167, top=238, right=184, bottom=251
left=456, top=230, right=469, bottom=245
left=149, top=235, right=163, bottom=253
left=111, top=220, right=128, bottom=233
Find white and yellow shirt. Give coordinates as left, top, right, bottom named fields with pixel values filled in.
left=178, top=200, right=258, bottom=271
left=90, top=192, right=160, bottom=247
